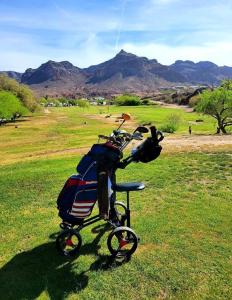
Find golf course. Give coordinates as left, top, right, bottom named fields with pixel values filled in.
left=0, top=105, right=231, bottom=300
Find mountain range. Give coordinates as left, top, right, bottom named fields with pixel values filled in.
left=1, top=50, right=232, bottom=97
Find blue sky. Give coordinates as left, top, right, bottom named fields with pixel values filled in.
left=1, top=0, right=232, bottom=71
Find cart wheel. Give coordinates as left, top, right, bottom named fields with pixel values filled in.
left=114, top=201, right=127, bottom=225
left=56, top=229, right=82, bottom=257
left=107, top=226, right=138, bottom=258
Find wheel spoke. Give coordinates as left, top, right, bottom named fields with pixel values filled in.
left=107, top=226, right=138, bottom=257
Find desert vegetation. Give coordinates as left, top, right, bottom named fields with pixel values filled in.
left=39, top=97, right=88, bottom=107
left=0, top=75, right=38, bottom=124
left=114, top=94, right=142, bottom=106
left=196, top=79, right=232, bottom=134
left=159, top=113, right=182, bottom=133
left=0, top=91, right=28, bottom=122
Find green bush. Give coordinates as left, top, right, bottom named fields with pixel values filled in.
left=141, top=99, right=151, bottom=105
left=189, top=95, right=200, bottom=108
left=68, top=99, right=77, bottom=106
left=77, top=99, right=89, bottom=109
left=0, top=75, right=37, bottom=112
left=159, top=124, right=176, bottom=133
left=39, top=97, right=49, bottom=106
left=114, top=94, right=141, bottom=106
left=56, top=97, right=66, bottom=105
left=0, top=91, right=28, bottom=121
left=160, top=113, right=182, bottom=133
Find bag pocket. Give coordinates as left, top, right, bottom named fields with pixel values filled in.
left=70, top=184, right=97, bottom=218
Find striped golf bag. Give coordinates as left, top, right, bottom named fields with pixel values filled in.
left=57, top=143, right=122, bottom=224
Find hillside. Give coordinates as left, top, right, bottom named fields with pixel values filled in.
left=0, top=71, right=22, bottom=82
left=1, top=50, right=232, bottom=97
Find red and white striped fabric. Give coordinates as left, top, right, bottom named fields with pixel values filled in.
left=70, top=200, right=96, bottom=218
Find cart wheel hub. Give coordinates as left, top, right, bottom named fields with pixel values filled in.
left=66, top=239, right=74, bottom=247
left=119, top=239, right=128, bottom=248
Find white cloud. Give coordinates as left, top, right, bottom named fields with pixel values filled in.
left=2, top=39, right=232, bottom=72
left=0, top=33, right=115, bottom=71
left=1, top=0, right=232, bottom=71
left=121, top=41, right=232, bottom=66
left=0, top=6, right=118, bottom=33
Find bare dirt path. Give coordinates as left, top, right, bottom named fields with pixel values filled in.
left=162, top=134, right=232, bottom=153
left=153, top=101, right=193, bottom=112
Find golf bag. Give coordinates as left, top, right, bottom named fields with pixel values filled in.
left=132, top=137, right=162, bottom=163
left=132, top=126, right=162, bottom=163
left=57, top=143, right=122, bottom=224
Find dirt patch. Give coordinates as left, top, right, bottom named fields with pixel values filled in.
left=44, top=108, right=51, bottom=114
left=154, top=101, right=193, bottom=112
left=162, top=134, right=232, bottom=153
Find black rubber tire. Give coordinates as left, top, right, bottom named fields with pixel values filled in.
left=56, top=229, right=82, bottom=257
left=107, top=226, right=138, bottom=258
left=114, top=201, right=127, bottom=225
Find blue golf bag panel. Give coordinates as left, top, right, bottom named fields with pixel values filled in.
left=76, top=143, right=122, bottom=181
left=76, top=155, right=97, bottom=181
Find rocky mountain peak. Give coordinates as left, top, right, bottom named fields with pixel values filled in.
left=2, top=51, right=232, bottom=97
left=114, top=49, right=139, bottom=60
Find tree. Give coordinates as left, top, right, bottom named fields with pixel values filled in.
left=196, top=84, right=232, bottom=134
left=0, top=74, right=38, bottom=112
left=0, top=91, right=28, bottom=122
left=221, top=79, right=232, bottom=90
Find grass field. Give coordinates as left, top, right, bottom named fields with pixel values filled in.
left=0, top=106, right=232, bottom=300
left=0, top=105, right=219, bottom=165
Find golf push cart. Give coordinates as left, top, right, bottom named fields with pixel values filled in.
left=56, top=113, right=164, bottom=258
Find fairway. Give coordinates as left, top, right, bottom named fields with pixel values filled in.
left=0, top=106, right=232, bottom=300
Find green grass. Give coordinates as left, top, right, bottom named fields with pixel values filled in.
left=87, top=105, right=217, bottom=134
left=0, top=153, right=232, bottom=299
left=0, top=105, right=221, bottom=165
left=0, top=106, right=231, bottom=299
left=0, top=107, right=112, bottom=165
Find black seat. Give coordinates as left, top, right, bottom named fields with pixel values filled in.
left=112, top=182, right=145, bottom=192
